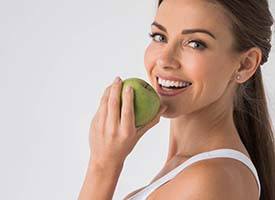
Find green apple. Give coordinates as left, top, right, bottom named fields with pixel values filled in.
left=120, top=77, right=160, bottom=128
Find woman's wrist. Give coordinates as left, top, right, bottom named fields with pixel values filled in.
left=88, top=156, right=124, bottom=175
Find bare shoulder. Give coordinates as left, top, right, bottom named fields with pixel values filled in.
left=151, top=158, right=259, bottom=200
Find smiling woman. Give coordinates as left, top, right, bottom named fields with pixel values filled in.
left=127, top=0, right=274, bottom=199
left=78, top=0, right=275, bottom=200
left=139, top=0, right=275, bottom=200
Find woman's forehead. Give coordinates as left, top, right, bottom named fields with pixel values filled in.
left=154, top=0, right=236, bottom=52
left=155, top=0, right=230, bottom=37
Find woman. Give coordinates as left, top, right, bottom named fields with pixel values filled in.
left=78, top=0, right=275, bottom=199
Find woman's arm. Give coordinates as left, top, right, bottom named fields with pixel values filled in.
left=78, top=77, right=166, bottom=200
left=78, top=158, right=124, bottom=200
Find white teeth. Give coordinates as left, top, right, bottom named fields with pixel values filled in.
left=158, top=77, right=191, bottom=88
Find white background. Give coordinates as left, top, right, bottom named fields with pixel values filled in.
left=0, top=0, right=274, bottom=199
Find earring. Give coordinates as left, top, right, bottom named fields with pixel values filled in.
left=236, top=75, right=241, bottom=80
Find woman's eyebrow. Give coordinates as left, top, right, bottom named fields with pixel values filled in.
left=151, top=21, right=217, bottom=40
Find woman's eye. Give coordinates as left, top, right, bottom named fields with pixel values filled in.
left=148, top=32, right=207, bottom=50
left=148, top=32, right=166, bottom=43
left=187, top=40, right=207, bottom=50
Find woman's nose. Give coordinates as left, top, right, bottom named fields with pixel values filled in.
left=156, top=54, right=180, bottom=69
left=156, top=41, right=180, bottom=69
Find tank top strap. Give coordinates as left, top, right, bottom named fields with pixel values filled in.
left=128, top=148, right=261, bottom=200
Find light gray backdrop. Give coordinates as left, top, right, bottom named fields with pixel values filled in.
left=0, top=0, right=274, bottom=199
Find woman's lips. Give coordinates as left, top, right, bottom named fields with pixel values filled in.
left=155, top=80, right=191, bottom=97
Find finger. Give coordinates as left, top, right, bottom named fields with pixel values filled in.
left=120, top=85, right=135, bottom=132
left=106, top=77, right=123, bottom=134
left=93, top=85, right=111, bottom=131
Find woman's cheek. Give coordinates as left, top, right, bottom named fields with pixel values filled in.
left=193, top=55, right=220, bottom=82
left=144, top=44, right=159, bottom=85
left=144, top=44, right=155, bottom=71
left=183, top=56, right=209, bottom=82
left=144, top=43, right=163, bottom=75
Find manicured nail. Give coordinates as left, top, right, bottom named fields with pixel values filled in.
left=126, top=85, right=132, bottom=93
left=161, top=105, right=167, bottom=112
left=114, top=76, right=121, bottom=83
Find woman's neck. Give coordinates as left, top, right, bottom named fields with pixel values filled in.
left=165, top=105, right=243, bottom=163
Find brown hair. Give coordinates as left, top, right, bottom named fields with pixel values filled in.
left=156, top=0, right=275, bottom=199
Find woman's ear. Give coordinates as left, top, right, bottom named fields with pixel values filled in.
left=235, top=47, right=262, bottom=83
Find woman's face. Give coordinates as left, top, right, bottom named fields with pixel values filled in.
left=144, top=0, right=240, bottom=118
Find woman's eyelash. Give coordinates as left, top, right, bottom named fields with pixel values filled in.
left=148, top=32, right=166, bottom=42
left=148, top=32, right=207, bottom=50
left=186, top=40, right=207, bottom=49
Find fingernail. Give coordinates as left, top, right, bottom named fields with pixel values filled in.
left=113, top=76, right=121, bottom=84
left=126, top=85, right=132, bottom=93
left=161, top=105, right=167, bottom=112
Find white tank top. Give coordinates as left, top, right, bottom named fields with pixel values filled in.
left=127, top=148, right=261, bottom=200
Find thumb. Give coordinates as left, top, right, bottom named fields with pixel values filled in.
left=159, top=104, right=168, bottom=114
left=136, top=104, right=167, bottom=136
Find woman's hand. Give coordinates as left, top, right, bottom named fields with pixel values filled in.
left=89, top=76, right=167, bottom=168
